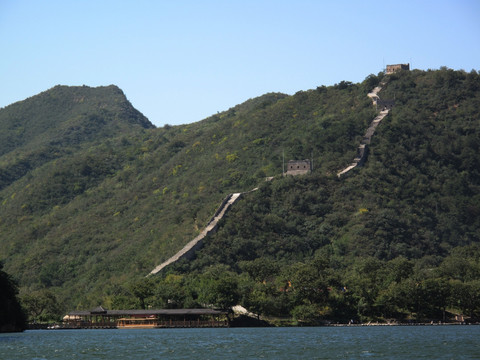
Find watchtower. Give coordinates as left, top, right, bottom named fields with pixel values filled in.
left=285, top=159, right=312, bottom=176
left=386, top=63, right=410, bottom=74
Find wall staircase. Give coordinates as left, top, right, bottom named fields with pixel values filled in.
left=148, top=193, right=242, bottom=275
left=337, top=81, right=390, bottom=177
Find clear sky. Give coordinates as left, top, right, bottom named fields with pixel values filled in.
left=1, top=0, right=479, bottom=127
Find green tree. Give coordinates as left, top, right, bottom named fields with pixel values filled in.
left=289, top=262, right=329, bottom=306
left=197, top=274, right=240, bottom=309
left=362, top=73, right=381, bottom=92
left=240, top=278, right=290, bottom=317
left=154, top=274, right=194, bottom=308
left=21, top=289, right=61, bottom=323
left=196, top=266, right=240, bottom=309
left=450, top=280, right=480, bottom=318
left=345, top=257, right=384, bottom=320
left=291, top=304, right=320, bottom=324
left=129, top=278, right=155, bottom=310
left=239, top=258, right=280, bottom=282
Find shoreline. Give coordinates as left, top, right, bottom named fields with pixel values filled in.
left=324, top=322, right=476, bottom=327
left=25, top=321, right=479, bottom=330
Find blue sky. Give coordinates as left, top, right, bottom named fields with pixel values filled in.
left=1, top=0, right=479, bottom=127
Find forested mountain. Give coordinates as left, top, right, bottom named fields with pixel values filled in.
left=0, top=85, right=153, bottom=191
left=163, top=68, right=480, bottom=323
left=0, top=68, right=479, bottom=324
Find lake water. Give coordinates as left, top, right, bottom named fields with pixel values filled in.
left=0, top=326, right=479, bottom=359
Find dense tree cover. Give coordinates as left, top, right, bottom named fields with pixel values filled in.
left=0, top=69, right=479, bottom=324
left=0, top=262, right=26, bottom=332
left=154, top=68, right=480, bottom=323
left=0, top=80, right=373, bottom=312
left=20, top=289, right=62, bottom=323
left=0, top=85, right=153, bottom=192
left=103, top=244, right=480, bottom=324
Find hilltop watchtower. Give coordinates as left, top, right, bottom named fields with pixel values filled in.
left=285, top=159, right=312, bottom=176
left=386, top=63, right=410, bottom=74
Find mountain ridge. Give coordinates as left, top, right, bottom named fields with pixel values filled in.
left=0, top=85, right=154, bottom=193
left=0, top=68, right=479, bottom=322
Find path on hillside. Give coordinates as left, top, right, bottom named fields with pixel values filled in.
left=337, top=81, right=389, bottom=177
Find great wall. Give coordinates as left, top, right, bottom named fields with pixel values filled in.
left=336, top=80, right=390, bottom=177
left=148, top=192, right=243, bottom=275
left=149, top=77, right=393, bottom=276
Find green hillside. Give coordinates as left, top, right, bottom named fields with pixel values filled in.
left=0, top=85, right=153, bottom=191
left=1, top=68, right=479, bottom=323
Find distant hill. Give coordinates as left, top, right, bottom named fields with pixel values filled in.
left=0, top=69, right=479, bottom=323
left=0, top=85, right=153, bottom=191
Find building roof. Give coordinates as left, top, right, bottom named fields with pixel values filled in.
left=90, top=305, right=107, bottom=314
left=68, top=308, right=228, bottom=317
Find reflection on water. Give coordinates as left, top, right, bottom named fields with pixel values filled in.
left=1, top=326, right=479, bottom=359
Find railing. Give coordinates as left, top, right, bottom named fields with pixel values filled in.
left=64, top=319, right=229, bottom=329
left=155, top=320, right=229, bottom=328
left=65, top=321, right=117, bottom=328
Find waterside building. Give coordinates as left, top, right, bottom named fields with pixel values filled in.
left=63, top=306, right=230, bottom=329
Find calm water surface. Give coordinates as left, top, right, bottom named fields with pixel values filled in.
left=0, top=326, right=479, bottom=359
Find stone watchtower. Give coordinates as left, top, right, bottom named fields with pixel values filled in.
left=386, top=63, right=410, bottom=74
left=285, top=159, right=312, bottom=176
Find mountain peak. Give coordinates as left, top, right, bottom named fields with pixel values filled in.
left=0, top=85, right=154, bottom=156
